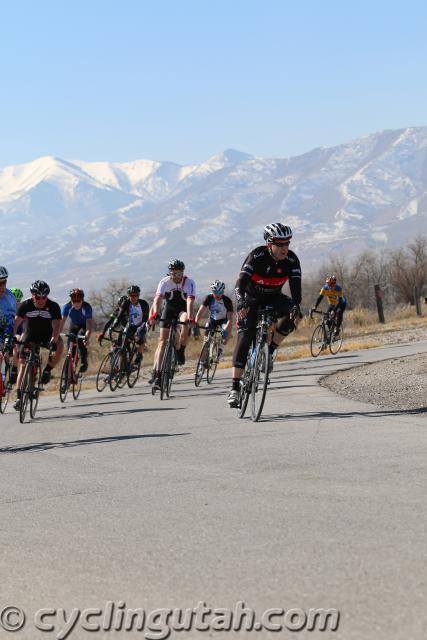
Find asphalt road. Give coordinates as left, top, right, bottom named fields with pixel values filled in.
left=0, top=341, right=426, bottom=640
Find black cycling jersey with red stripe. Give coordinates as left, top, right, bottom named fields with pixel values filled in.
left=235, top=246, right=302, bottom=304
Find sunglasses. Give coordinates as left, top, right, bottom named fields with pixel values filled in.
left=34, top=294, right=48, bottom=300
left=170, top=270, right=184, bottom=276
left=129, top=293, right=139, bottom=297
left=271, top=240, right=290, bottom=247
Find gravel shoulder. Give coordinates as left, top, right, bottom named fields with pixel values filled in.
left=321, top=326, right=427, bottom=410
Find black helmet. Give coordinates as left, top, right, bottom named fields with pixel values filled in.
left=127, top=285, right=140, bottom=295
left=168, top=259, right=185, bottom=272
left=30, top=280, right=50, bottom=296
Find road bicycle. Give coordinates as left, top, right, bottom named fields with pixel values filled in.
left=59, top=333, right=86, bottom=402
left=0, top=347, right=13, bottom=414
left=310, top=309, right=344, bottom=357
left=96, top=325, right=141, bottom=393
left=238, top=306, right=277, bottom=422
left=194, top=324, right=224, bottom=387
left=18, top=342, right=52, bottom=423
left=152, top=318, right=187, bottom=400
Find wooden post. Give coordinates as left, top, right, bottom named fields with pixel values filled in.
left=374, top=284, right=385, bottom=324
left=414, top=286, right=422, bottom=316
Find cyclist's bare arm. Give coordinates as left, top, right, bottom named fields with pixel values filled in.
left=13, top=316, right=24, bottom=334
left=195, top=304, right=207, bottom=325
left=85, top=318, right=93, bottom=342
left=150, top=295, right=163, bottom=320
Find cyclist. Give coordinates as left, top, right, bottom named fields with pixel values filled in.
left=13, top=280, right=63, bottom=409
left=149, top=259, right=196, bottom=388
left=311, top=275, right=347, bottom=336
left=195, top=280, right=233, bottom=363
left=98, top=285, right=149, bottom=365
left=0, top=267, right=17, bottom=386
left=60, top=288, right=93, bottom=373
left=8, top=288, right=24, bottom=384
left=227, top=222, right=302, bottom=408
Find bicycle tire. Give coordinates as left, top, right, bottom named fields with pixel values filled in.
left=160, top=340, right=173, bottom=400
left=238, top=351, right=253, bottom=419
left=127, top=346, right=140, bottom=388
left=310, top=324, right=326, bottom=357
left=19, top=362, right=32, bottom=423
left=109, top=350, right=123, bottom=392
left=30, top=363, right=42, bottom=419
left=251, top=341, right=269, bottom=422
left=168, top=348, right=177, bottom=396
left=206, top=338, right=219, bottom=384
left=195, top=341, right=210, bottom=387
left=59, top=356, right=70, bottom=403
left=329, top=323, right=344, bottom=355
left=96, top=353, right=111, bottom=392
left=0, top=360, right=10, bottom=414
left=72, top=369, right=83, bottom=399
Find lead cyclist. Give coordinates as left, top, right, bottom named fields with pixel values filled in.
left=227, top=222, right=303, bottom=408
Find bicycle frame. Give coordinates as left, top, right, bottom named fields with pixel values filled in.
left=19, top=342, right=50, bottom=423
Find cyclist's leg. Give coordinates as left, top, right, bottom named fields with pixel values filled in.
left=334, top=300, right=346, bottom=332
left=228, top=302, right=257, bottom=404
left=270, top=295, right=294, bottom=348
left=134, top=324, right=147, bottom=363
left=14, top=342, right=30, bottom=407
left=71, top=324, right=88, bottom=371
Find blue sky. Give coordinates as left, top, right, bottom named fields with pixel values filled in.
left=0, top=0, right=426, bottom=167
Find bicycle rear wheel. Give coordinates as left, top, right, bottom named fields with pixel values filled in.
left=59, top=356, right=71, bottom=402
left=19, top=363, right=32, bottom=423
left=0, top=360, right=10, bottom=414
left=329, top=324, right=344, bottom=354
left=238, top=351, right=253, bottom=419
left=206, top=339, right=219, bottom=384
left=251, top=341, right=269, bottom=422
left=72, top=368, right=83, bottom=399
left=310, top=324, right=326, bottom=357
left=195, top=341, right=209, bottom=387
left=127, top=347, right=141, bottom=388
left=96, top=353, right=111, bottom=392
left=30, top=364, right=42, bottom=419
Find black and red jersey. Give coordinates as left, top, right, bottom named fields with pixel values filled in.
left=235, top=246, right=302, bottom=304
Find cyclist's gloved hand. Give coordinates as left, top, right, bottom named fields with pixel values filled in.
left=4, top=335, right=14, bottom=352
left=236, top=301, right=248, bottom=320
left=50, top=339, right=57, bottom=352
left=290, top=304, right=303, bottom=327
left=97, top=332, right=104, bottom=344
left=188, top=317, right=196, bottom=326
left=222, top=329, right=228, bottom=339
left=149, top=313, right=159, bottom=327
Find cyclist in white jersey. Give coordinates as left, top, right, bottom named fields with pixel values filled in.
left=149, top=259, right=196, bottom=388
left=195, top=280, right=233, bottom=363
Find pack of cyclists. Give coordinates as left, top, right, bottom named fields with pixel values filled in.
left=0, top=220, right=347, bottom=414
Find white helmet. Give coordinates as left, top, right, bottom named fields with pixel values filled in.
left=0, top=266, right=9, bottom=280
left=210, top=280, right=225, bottom=295
left=263, top=223, right=292, bottom=242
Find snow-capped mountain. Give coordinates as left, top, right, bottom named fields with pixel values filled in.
left=1, top=127, right=426, bottom=298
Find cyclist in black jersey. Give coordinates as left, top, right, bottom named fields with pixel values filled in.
left=98, top=285, right=149, bottom=365
left=228, top=222, right=302, bottom=407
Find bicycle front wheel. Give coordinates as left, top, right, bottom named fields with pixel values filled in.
left=19, top=363, right=32, bottom=423
left=310, top=324, right=326, bottom=357
left=160, top=342, right=174, bottom=400
left=329, top=324, right=344, bottom=355
left=30, top=364, right=42, bottom=419
left=96, top=353, right=111, bottom=392
left=72, top=364, right=83, bottom=399
left=109, top=350, right=123, bottom=392
left=251, top=341, right=270, bottom=422
left=59, top=356, right=71, bottom=402
left=195, top=341, right=209, bottom=387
